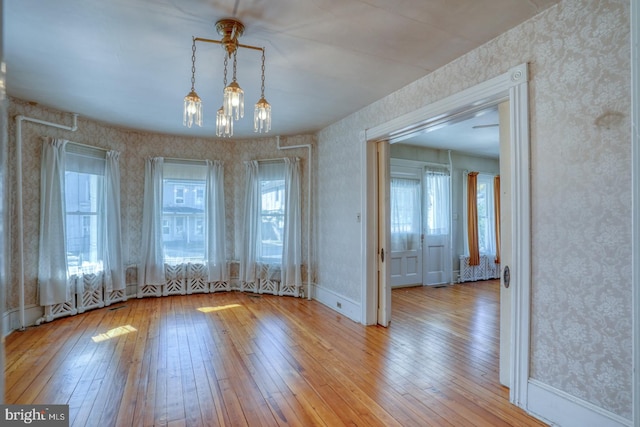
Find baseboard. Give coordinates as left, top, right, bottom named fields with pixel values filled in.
left=310, top=284, right=361, bottom=323
left=527, top=379, right=632, bottom=427
left=3, top=305, right=44, bottom=336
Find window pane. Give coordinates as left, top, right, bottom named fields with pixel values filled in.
left=162, top=178, right=205, bottom=264
left=425, top=172, right=450, bottom=236
left=390, top=178, right=421, bottom=251
left=260, top=178, right=285, bottom=263
left=65, top=171, right=102, bottom=274
left=475, top=175, right=496, bottom=255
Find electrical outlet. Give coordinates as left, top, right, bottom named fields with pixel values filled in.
left=336, top=301, right=342, bottom=309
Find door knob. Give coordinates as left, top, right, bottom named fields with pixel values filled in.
left=503, top=265, right=510, bottom=288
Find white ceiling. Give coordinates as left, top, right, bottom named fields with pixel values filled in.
left=5, top=0, right=559, bottom=147
left=397, top=107, right=501, bottom=158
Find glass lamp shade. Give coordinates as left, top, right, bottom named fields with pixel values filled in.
left=183, top=90, right=203, bottom=127
left=254, top=97, right=271, bottom=133
left=223, top=81, right=244, bottom=120
left=216, top=106, right=233, bottom=137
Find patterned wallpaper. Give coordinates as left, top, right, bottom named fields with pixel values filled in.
left=317, top=0, right=631, bottom=419
left=7, top=97, right=315, bottom=312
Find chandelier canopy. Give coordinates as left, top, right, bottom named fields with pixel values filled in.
left=182, top=18, right=271, bottom=137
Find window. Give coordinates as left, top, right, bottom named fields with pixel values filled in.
left=174, top=187, right=185, bottom=204
left=259, top=163, right=285, bottom=263
left=476, top=174, right=496, bottom=255
left=195, top=188, right=204, bottom=204
left=65, top=150, right=105, bottom=275
left=424, top=169, right=450, bottom=236
left=390, top=177, right=421, bottom=251
left=162, top=162, right=206, bottom=265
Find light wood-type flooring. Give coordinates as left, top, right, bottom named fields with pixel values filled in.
left=5, top=280, right=548, bottom=426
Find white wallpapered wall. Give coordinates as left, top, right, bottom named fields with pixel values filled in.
left=7, top=98, right=315, bottom=312
left=317, top=0, right=631, bottom=419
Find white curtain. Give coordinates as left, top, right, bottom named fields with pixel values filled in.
left=424, top=167, right=450, bottom=236
left=38, top=138, right=70, bottom=306
left=205, top=160, right=228, bottom=282
left=139, top=157, right=165, bottom=285
left=390, top=177, right=421, bottom=252
left=103, top=150, right=125, bottom=292
left=282, top=158, right=302, bottom=289
left=240, top=160, right=260, bottom=284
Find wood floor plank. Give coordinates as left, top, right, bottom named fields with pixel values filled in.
left=5, top=280, right=548, bottom=426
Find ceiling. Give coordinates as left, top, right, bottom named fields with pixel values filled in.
left=6, top=0, right=558, bottom=148
left=396, top=106, right=501, bottom=158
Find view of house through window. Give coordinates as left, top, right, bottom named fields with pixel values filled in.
left=65, top=168, right=103, bottom=275
left=259, top=163, right=286, bottom=264
left=162, top=162, right=207, bottom=265
left=476, top=174, right=496, bottom=255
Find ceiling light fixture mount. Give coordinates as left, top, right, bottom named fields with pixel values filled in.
left=182, top=18, right=271, bottom=138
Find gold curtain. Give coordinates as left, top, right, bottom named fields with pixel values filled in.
left=467, top=172, right=480, bottom=266
left=494, top=175, right=501, bottom=264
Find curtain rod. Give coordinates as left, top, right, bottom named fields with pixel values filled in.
left=243, top=156, right=300, bottom=164
left=462, top=169, right=499, bottom=176
left=41, top=137, right=110, bottom=153
left=163, top=157, right=209, bottom=165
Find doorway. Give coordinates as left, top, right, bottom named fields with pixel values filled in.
left=361, top=63, right=531, bottom=407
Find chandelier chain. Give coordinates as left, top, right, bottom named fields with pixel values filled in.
left=232, top=50, right=238, bottom=82
left=260, top=48, right=266, bottom=97
left=190, top=37, right=197, bottom=91
left=223, top=55, right=228, bottom=88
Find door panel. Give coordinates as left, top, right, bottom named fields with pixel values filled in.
left=377, top=140, right=391, bottom=327
left=498, top=100, right=512, bottom=387
left=389, top=164, right=423, bottom=288
left=390, top=249, right=421, bottom=287
left=425, top=236, right=447, bottom=284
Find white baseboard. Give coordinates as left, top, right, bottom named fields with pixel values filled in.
left=527, top=379, right=632, bottom=427
left=3, top=305, right=44, bottom=336
left=310, top=284, right=361, bottom=323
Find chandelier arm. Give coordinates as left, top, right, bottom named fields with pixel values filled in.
left=193, top=37, right=263, bottom=52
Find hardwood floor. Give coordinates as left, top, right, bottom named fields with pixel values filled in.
left=5, top=281, right=547, bottom=426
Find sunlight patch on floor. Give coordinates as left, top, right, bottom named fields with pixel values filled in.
left=197, top=304, right=242, bottom=313
left=92, top=325, right=138, bottom=342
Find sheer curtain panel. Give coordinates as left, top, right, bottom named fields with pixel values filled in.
left=424, top=167, right=450, bottom=236
left=390, top=178, right=421, bottom=252
left=38, top=138, right=70, bottom=305
left=139, top=157, right=165, bottom=285
left=282, top=158, right=302, bottom=289
left=240, top=161, right=260, bottom=284
left=206, top=160, right=228, bottom=282
left=103, top=151, right=125, bottom=292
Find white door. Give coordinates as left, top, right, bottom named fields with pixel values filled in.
left=423, top=169, right=452, bottom=285
left=423, top=234, right=448, bottom=285
left=377, top=140, right=392, bottom=327
left=389, top=165, right=423, bottom=288
left=498, top=100, right=512, bottom=387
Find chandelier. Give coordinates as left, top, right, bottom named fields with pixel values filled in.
left=183, top=18, right=271, bottom=137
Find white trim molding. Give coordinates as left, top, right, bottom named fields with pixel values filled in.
left=528, top=380, right=632, bottom=427
left=631, top=0, right=639, bottom=425
left=362, top=62, right=531, bottom=408
left=3, top=305, right=43, bottom=337
left=311, top=283, right=361, bottom=323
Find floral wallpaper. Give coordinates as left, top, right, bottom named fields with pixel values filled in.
left=5, top=0, right=633, bottom=419
left=6, top=97, right=315, bottom=313
left=317, top=0, right=631, bottom=419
